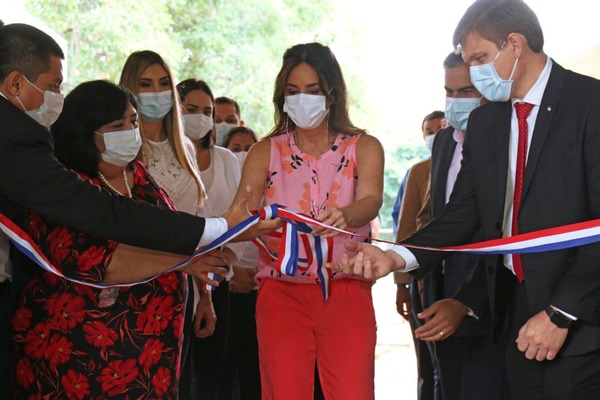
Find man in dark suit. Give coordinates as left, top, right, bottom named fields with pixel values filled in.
left=333, top=1, right=600, bottom=398
left=0, top=23, right=275, bottom=399
left=413, top=52, right=509, bottom=400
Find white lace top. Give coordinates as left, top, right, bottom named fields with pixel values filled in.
left=143, top=138, right=200, bottom=215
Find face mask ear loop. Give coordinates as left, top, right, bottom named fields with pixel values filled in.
left=508, top=57, right=519, bottom=81
left=14, top=95, right=28, bottom=113
left=492, top=41, right=507, bottom=66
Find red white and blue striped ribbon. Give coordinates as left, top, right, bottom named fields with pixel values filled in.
left=0, top=207, right=264, bottom=290
left=252, top=205, right=333, bottom=299
left=4, top=207, right=600, bottom=294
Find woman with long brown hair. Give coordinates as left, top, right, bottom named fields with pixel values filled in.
left=232, top=42, right=384, bottom=399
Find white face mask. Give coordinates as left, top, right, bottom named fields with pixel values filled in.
left=283, top=94, right=328, bottom=130
left=137, top=90, right=174, bottom=122
left=15, top=75, right=64, bottom=128
left=183, top=114, right=214, bottom=140
left=215, top=122, right=238, bottom=146
left=425, top=133, right=437, bottom=154
left=96, top=127, right=142, bottom=167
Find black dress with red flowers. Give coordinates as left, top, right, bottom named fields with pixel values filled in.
left=11, top=161, right=188, bottom=399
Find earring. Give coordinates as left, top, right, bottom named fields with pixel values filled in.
left=285, top=116, right=289, bottom=134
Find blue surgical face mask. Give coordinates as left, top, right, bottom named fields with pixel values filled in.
left=444, top=97, right=481, bottom=132
left=215, top=122, right=238, bottom=146
left=137, top=90, right=174, bottom=122
left=96, top=127, right=142, bottom=166
left=469, top=43, right=519, bottom=102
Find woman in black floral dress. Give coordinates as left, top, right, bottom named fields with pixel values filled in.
left=10, top=80, right=228, bottom=399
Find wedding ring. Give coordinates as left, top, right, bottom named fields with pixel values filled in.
left=439, top=330, right=444, bottom=337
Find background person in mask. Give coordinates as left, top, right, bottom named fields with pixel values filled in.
left=119, top=50, right=205, bottom=216
left=223, top=126, right=258, bottom=153
left=392, top=110, right=445, bottom=400
left=10, top=80, right=230, bottom=399
left=0, top=23, right=273, bottom=399
left=176, top=78, right=261, bottom=399
left=332, top=0, right=600, bottom=397
left=231, top=42, right=384, bottom=399
left=223, top=126, right=258, bottom=167
left=391, top=111, right=445, bottom=235
left=214, top=96, right=244, bottom=146
left=119, top=52, right=220, bottom=399
left=412, top=51, right=510, bottom=400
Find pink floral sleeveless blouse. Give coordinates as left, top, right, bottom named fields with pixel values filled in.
left=256, top=131, right=372, bottom=285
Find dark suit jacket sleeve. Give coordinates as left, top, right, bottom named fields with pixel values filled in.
left=0, top=99, right=204, bottom=255
left=405, top=129, right=481, bottom=281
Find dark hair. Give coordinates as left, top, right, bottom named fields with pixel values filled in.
left=51, top=80, right=136, bottom=178
left=267, top=42, right=365, bottom=137
left=177, top=78, right=215, bottom=149
left=0, top=23, right=64, bottom=81
left=215, top=96, right=241, bottom=119
left=222, top=126, right=258, bottom=149
left=422, top=110, right=445, bottom=131
left=453, top=0, right=544, bottom=53
left=443, top=51, right=467, bottom=69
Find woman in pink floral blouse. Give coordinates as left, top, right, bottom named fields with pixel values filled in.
left=232, top=43, right=384, bottom=400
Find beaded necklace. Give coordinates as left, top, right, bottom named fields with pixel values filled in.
left=97, top=169, right=132, bottom=197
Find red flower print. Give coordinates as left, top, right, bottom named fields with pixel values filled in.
left=43, top=271, right=60, bottom=287
left=61, top=369, right=90, bottom=400
left=45, top=293, right=86, bottom=332
left=173, top=313, right=184, bottom=338
left=97, top=359, right=139, bottom=396
left=139, top=338, right=164, bottom=372
left=47, top=226, right=74, bottom=262
left=77, top=246, right=106, bottom=272
left=45, top=333, right=73, bottom=368
left=15, top=358, right=34, bottom=388
left=152, top=366, right=172, bottom=397
left=156, top=273, right=179, bottom=294
left=83, top=321, right=118, bottom=349
left=24, top=322, right=50, bottom=359
left=12, top=306, right=32, bottom=331
left=136, top=296, right=174, bottom=335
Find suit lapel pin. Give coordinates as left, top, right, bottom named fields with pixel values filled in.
left=547, top=105, right=552, bottom=112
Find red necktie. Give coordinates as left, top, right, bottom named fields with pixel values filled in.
left=512, top=102, right=534, bottom=282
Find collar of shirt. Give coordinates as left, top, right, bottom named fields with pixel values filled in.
left=511, top=55, right=552, bottom=108
left=453, top=129, right=465, bottom=145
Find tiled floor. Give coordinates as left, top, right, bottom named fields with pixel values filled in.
left=373, top=274, right=418, bottom=400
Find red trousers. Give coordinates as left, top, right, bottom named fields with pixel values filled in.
left=256, top=278, right=376, bottom=400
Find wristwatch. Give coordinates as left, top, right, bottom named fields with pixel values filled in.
left=545, top=306, right=573, bottom=329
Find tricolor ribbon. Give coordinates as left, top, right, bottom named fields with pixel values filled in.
left=4, top=208, right=600, bottom=296
left=252, top=205, right=334, bottom=300
left=0, top=207, right=264, bottom=290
